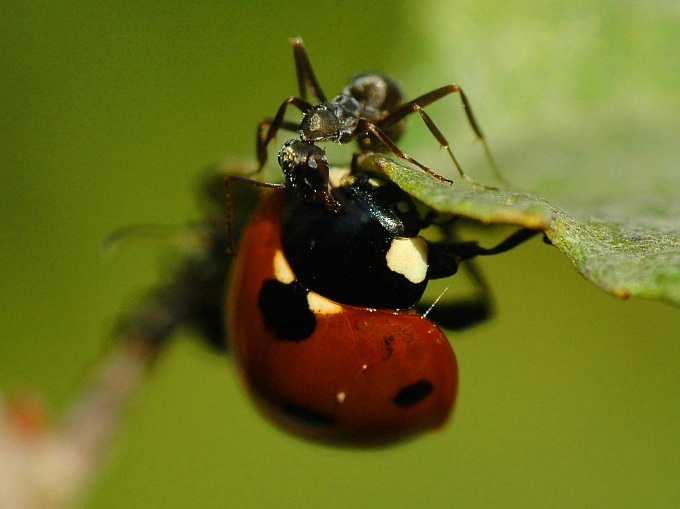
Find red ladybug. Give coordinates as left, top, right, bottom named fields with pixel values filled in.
left=227, top=189, right=458, bottom=446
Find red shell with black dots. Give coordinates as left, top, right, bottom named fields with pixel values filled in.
left=227, top=190, right=458, bottom=446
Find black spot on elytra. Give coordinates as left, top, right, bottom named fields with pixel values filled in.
left=383, top=335, right=395, bottom=357
left=393, top=380, right=434, bottom=408
left=280, top=403, right=336, bottom=427
left=258, top=279, right=316, bottom=341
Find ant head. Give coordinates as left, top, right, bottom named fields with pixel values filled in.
left=300, top=102, right=357, bottom=144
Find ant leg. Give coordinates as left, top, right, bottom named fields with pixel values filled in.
left=258, top=119, right=301, bottom=133
left=225, top=174, right=284, bottom=254
left=256, top=117, right=300, bottom=169
left=385, top=102, right=495, bottom=190
left=355, top=118, right=457, bottom=185
left=380, top=84, right=510, bottom=188
left=290, top=37, right=327, bottom=103
left=256, top=96, right=311, bottom=169
left=418, top=258, right=494, bottom=331
left=257, top=38, right=326, bottom=170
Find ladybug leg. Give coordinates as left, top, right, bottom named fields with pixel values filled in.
left=455, top=228, right=541, bottom=260
left=426, top=227, right=540, bottom=277
left=420, top=227, right=540, bottom=330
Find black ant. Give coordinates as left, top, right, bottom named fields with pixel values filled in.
left=257, top=37, right=504, bottom=188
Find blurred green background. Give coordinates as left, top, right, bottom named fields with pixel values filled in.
left=2, top=1, right=679, bottom=508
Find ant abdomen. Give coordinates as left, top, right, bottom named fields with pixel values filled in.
left=343, top=72, right=406, bottom=151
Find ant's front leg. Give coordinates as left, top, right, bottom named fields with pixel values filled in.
left=256, top=96, right=311, bottom=169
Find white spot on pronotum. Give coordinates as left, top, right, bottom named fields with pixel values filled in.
left=273, top=250, right=295, bottom=284
left=307, top=292, right=343, bottom=314
left=336, top=392, right=346, bottom=403
left=329, top=167, right=351, bottom=187
left=385, top=237, right=428, bottom=284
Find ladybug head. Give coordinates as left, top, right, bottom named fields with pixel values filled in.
left=278, top=139, right=342, bottom=213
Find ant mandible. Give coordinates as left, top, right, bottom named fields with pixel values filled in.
left=257, top=37, right=504, bottom=188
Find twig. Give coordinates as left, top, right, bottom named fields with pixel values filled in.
left=0, top=339, right=157, bottom=509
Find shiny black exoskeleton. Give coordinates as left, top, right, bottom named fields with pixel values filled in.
left=278, top=139, right=428, bottom=310
left=275, top=139, right=538, bottom=311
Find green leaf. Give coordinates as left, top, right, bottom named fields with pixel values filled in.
left=344, top=1, right=680, bottom=309
left=357, top=152, right=680, bottom=307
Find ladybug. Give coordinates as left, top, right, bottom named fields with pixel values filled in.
left=227, top=188, right=458, bottom=446
left=226, top=140, right=537, bottom=446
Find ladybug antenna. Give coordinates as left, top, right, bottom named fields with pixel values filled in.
left=225, top=174, right=285, bottom=255
left=420, top=283, right=452, bottom=319
left=103, top=223, right=208, bottom=257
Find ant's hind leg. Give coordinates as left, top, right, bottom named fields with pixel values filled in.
left=379, top=84, right=510, bottom=189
